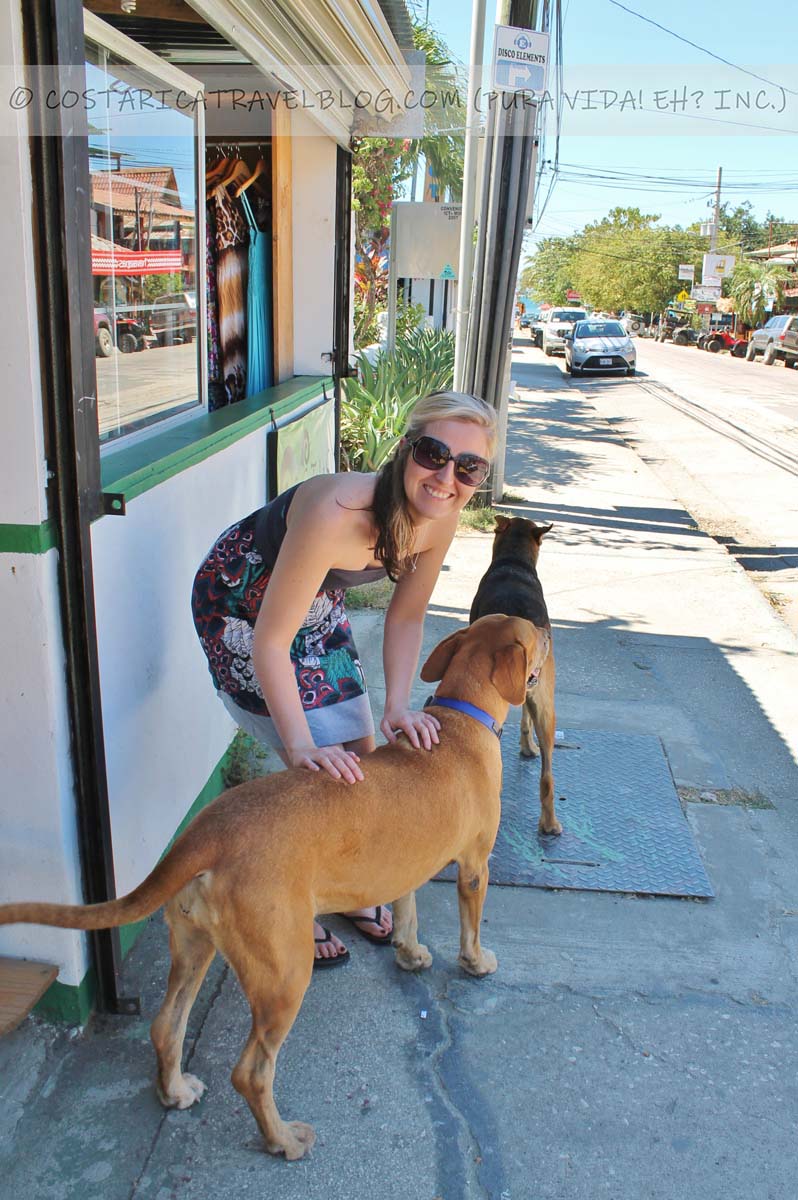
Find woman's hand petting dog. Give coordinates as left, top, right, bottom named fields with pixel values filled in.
left=380, top=706, right=441, bottom=750
left=287, top=743, right=365, bottom=783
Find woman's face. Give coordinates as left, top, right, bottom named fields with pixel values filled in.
left=403, top=418, right=492, bottom=524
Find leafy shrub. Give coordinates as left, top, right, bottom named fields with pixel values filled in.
left=341, top=327, right=455, bottom=472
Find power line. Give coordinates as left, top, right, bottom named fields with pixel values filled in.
left=605, top=0, right=797, bottom=97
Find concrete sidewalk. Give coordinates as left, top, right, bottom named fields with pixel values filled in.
left=2, top=352, right=798, bottom=1200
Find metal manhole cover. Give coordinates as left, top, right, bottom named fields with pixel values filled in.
left=436, top=728, right=714, bottom=898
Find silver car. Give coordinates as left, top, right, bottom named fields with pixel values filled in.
left=542, top=307, right=588, bottom=356
left=564, top=319, right=637, bottom=377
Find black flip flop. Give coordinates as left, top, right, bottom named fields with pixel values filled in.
left=313, top=927, right=350, bottom=970
left=339, top=906, right=393, bottom=947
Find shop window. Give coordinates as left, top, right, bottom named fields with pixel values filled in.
left=83, top=23, right=204, bottom=446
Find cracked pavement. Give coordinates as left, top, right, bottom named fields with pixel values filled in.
left=2, top=349, right=798, bottom=1198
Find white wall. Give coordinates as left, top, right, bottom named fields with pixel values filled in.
left=0, top=551, right=89, bottom=987
left=91, top=429, right=270, bottom=894
left=0, top=2, right=89, bottom=987
left=291, top=108, right=337, bottom=376
left=0, top=0, right=48, bottom=526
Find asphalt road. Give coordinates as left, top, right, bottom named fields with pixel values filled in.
left=518, top=334, right=798, bottom=634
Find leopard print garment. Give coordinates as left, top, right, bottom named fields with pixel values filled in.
left=212, top=184, right=248, bottom=404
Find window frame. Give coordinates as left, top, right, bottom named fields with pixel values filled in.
left=82, top=11, right=207, bottom=453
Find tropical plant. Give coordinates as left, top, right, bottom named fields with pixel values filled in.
left=728, top=259, right=789, bottom=328
left=341, top=328, right=455, bottom=471
left=403, top=19, right=466, bottom=203
left=350, top=17, right=465, bottom=335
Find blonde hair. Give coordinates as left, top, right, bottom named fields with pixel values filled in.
left=405, top=391, right=498, bottom=456
left=371, top=391, right=497, bottom=580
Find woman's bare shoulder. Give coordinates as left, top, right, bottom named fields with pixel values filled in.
left=290, top=473, right=377, bottom=532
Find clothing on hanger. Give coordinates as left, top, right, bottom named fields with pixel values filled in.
left=212, top=181, right=248, bottom=404
left=240, top=188, right=273, bottom=397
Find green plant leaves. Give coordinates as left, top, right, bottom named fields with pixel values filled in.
left=341, top=328, right=455, bottom=472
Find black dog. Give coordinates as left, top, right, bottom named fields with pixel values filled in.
left=470, top=516, right=560, bottom=834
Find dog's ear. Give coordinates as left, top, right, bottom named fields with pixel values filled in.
left=420, top=628, right=468, bottom=682
left=494, top=516, right=511, bottom=533
left=532, top=522, right=553, bottom=541
left=490, top=642, right=529, bottom=705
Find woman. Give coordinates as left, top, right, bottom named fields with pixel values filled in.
left=192, top=390, right=497, bottom=967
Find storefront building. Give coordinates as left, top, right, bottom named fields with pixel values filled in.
left=0, top=0, right=413, bottom=1024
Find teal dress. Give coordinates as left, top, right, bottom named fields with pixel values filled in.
left=240, top=189, right=274, bottom=396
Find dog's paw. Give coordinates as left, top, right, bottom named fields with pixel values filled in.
left=519, top=739, right=540, bottom=759
left=157, top=1072, right=207, bottom=1110
left=538, top=816, right=562, bottom=835
left=268, top=1121, right=316, bottom=1161
left=459, top=948, right=498, bottom=977
left=394, top=942, right=433, bottom=972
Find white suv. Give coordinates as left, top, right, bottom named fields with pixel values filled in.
left=542, top=308, right=588, bottom=356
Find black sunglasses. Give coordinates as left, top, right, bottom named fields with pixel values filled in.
left=406, top=435, right=490, bottom=488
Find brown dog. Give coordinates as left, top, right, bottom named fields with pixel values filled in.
left=470, top=516, right=561, bottom=835
left=0, top=614, right=548, bottom=1162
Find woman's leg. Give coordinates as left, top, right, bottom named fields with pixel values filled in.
left=338, top=734, right=393, bottom=941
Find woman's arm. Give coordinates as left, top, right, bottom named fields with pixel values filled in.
left=380, top=513, right=459, bottom=749
left=252, top=486, right=369, bottom=782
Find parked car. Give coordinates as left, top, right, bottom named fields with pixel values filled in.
left=519, top=312, right=532, bottom=330
left=529, top=310, right=551, bottom=347
left=745, top=313, right=798, bottom=367
left=564, top=318, right=637, bottom=377
left=149, top=291, right=197, bottom=346
left=542, top=307, right=588, bottom=356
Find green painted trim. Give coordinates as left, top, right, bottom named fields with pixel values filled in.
left=101, top=376, right=331, bottom=506
left=33, top=967, right=96, bottom=1026
left=33, top=741, right=237, bottom=1024
left=0, top=519, right=57, bottom=555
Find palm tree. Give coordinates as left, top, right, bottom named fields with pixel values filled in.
left=728, top=259, right=789, bottom=328
left=403, top=20, right=466, bottom=202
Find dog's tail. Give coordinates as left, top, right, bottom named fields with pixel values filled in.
left=0, top=829, right=211, bottom=931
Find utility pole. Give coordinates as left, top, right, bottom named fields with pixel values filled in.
left=460, top=0, right=541, bottom=503
left=453, top=0, right=487, bottom=390
left=710, top=166, right=722, bottom=252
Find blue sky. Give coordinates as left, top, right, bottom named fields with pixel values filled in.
left=412, top=0, right=798, bottom=246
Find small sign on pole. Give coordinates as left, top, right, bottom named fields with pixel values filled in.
left=678, top=264, right=695, bottom=282
left=493, top=26, right=550, bottom=95
left=692, top=284, right=722, bottom=302
left=703, top=253, right=735, bottom=280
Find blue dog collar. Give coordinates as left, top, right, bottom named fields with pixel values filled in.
left=424, top=695, right=503, bottom=740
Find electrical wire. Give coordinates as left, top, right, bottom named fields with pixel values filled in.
left=605, top=0, right=797, bottom=97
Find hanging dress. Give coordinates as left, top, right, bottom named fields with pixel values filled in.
left=212, top=182, right=248, bottom=405
left=205, top=202, right=225, bottom=412
left=240, top=188, right=274, bottom=396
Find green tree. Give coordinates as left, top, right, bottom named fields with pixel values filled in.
left=728, top=259, right=788, bottom=327
left=519, top=233, right=582, bottom=304
left=522, top=207, right=708, bottom=314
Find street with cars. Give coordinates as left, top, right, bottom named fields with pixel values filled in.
left=518, top=329, right=798, bottom=634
